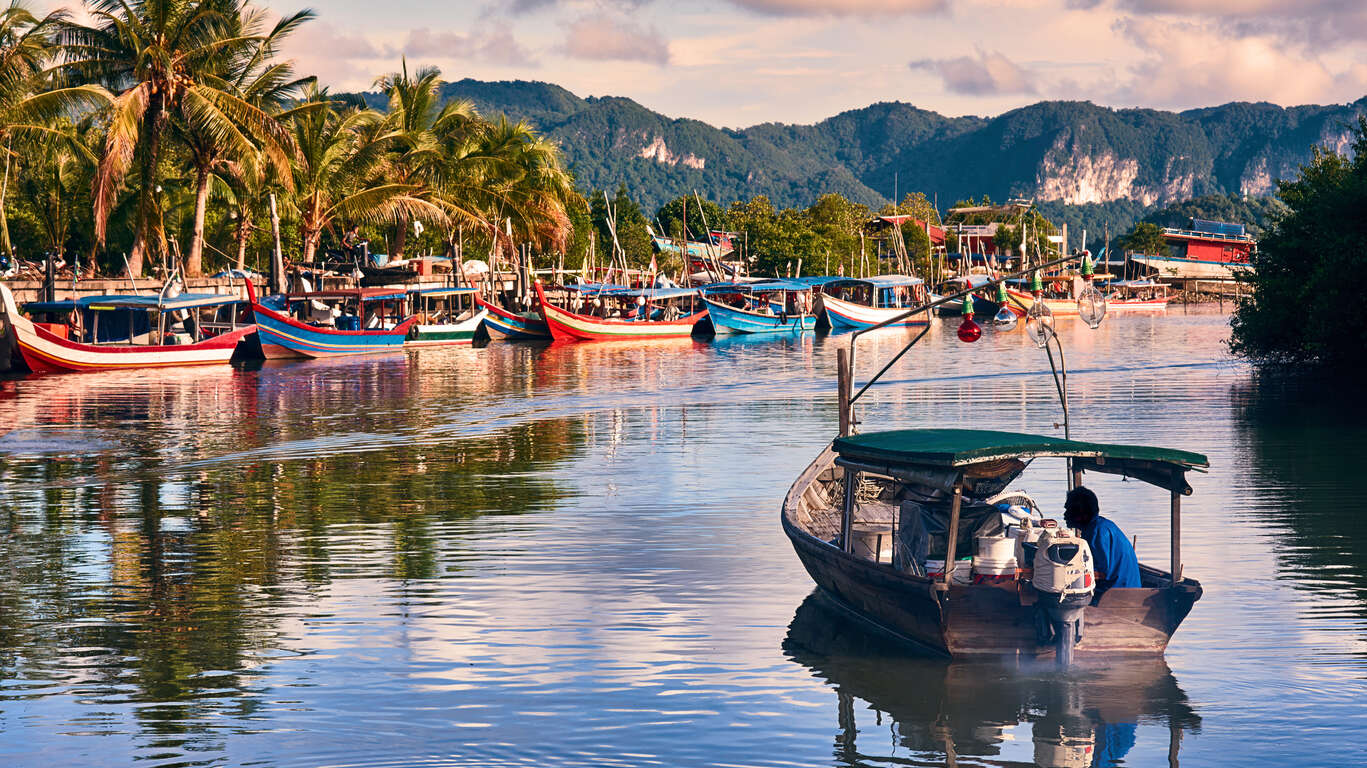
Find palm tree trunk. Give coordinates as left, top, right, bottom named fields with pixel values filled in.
left=128, top=99, right=168, bottom=277
left=1, top=138, right=13, bottom=259
left=234, top=207, right=251, bottom=271
left=187, top=165, right=211, bottom=277
left=392, top=216, right=407, bottom=260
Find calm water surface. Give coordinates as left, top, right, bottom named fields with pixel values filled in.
left=0, top=306, right=1363, bottom=767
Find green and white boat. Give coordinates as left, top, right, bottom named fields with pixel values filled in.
left=405, top=287, right=487, bottom=347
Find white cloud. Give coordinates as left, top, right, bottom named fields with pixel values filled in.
left=727, top=0, right=946, bottom=14
left=400, top=26, right=537, bottom=67
left=910, top=49, right=1036, bottom=95
left=1111, top=16, right=1367, bottom=108
left=562, top=14, right=670, bottom=66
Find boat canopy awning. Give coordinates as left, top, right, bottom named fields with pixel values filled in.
left=827, top=275, right=923, bottom=289
left=287, top=289, right=406, bottom=302
left=794, top=276, right=843, bottom=287
left=25, top=293, right=242, bottom=313
left=409, top=287, right=477, bottom=297
left=704, top=280, right=808, bottom=293
left=620, top=287, right=698, bottom=300
left=833, top=428, right=1208, bottom=495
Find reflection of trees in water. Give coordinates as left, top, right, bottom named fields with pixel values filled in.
left=1232, top=375, right=1367, bottom=608
left=0, top=417, right=581, bottom=756
left=781, top=593, right=1200, bottom=767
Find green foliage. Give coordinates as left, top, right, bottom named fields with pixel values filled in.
left=654, top=195, right=724, bottom=241
left=589, top=185, right=652, bottom=266
left=1118, top=222, right=1169, bottom=256
left=1231, top=118, right=1367, bottom=370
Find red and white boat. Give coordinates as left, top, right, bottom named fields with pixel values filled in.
left=532, top=281, right=706, bottom=342
left=0, top=283, right=254, bottom=374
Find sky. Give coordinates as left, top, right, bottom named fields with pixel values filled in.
left=42, top=0, right=1367, bottom=128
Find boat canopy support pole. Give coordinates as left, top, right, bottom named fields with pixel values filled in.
left=1170, top=482, right=1182, bottom=587
left=939, top=478, right=964, bottom=591
left=841, top=465, right=857, bottom=554
left=837, top=347, right=853, bottom=437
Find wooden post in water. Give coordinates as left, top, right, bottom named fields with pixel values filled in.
left=1170, top=484, right=1182, bottom=587
left=836, top=347, right=852, bottom=437
left=941, top=480, right=964, bottom=591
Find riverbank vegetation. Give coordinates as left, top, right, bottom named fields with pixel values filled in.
left=1230, top=119, right=1367, bottom=370
left=1, top=1, right=582, bottom=277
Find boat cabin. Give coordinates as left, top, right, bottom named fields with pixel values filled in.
left=782, top=428, right=1208, bottom=658
left=560, top=284, right=700, bottom=321
left=408, top=287, right=479, bottom=324
left=703, top=280, right=812, bottom=315
left=23, top=293, right=250, bottom=346
left=821, top=275, right=927, bottom=309
left=268, top=288, right=407, bottom=331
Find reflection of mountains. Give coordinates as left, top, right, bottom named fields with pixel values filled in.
left=782, top=593, right=1200, bottom=767
left=1233, top=376, right=1367, bottom=607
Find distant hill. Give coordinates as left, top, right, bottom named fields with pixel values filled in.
left=355, top=79, right=1367, bottom=225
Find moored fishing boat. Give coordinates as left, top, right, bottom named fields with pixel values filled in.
left=701, top=280, right=816, bottom=335
left=1106, top=279, right=1170, bottom=312
left=1130, top=219, right=1255, bottom=280
left=247, top=282, right=415, bottom=359
left=532, top=281, right=705, bottom=342
left=405, top=287, right=487, bottom=346
left=931, top=274, right=1000, bottom=317
left=782, top=429, right=1207, bottom=659
left=0, top=283, right=254, bottom=374
left=474, top=293, right=550, bottom=340
left=817, top=276, right=930, bottom=332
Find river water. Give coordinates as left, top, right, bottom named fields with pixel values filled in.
left=0, top=306, right=1362, bottom=767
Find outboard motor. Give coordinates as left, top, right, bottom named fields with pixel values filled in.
left=1029, top=528, right=1095, bottom=666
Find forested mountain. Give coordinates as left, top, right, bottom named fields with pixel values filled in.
left=357, top=79, right=1366, bottom=215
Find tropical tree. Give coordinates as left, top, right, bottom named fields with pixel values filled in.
left=1118, top=221, right=1169, bottom=256
left=285, top=86, right=442, bottom=264
left=61, top=0, right=305, bottom=276
left=0, top=2, right=107, bottom=259
left=14, top=116, right=98, bottom=257
left=1231, top=119, right=1367, bottom=370
left=174, top=5, right=313, bottom=276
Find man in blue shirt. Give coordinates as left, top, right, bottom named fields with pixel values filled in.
left=1064, top=486, right=1141, bottom=598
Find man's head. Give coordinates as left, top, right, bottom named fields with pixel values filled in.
left=1064, top=486, right=1099, bottom=528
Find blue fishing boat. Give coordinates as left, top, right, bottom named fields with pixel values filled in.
left=817, top=275, right=930, bottom=332
left=246, top=283, right=415, bottom=359
left=701, top=280, right=817, bottom=334
left=474, top=293, right=550, bottom=340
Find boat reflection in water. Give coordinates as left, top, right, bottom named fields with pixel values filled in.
left=781, top=594, right=1201, bottom=767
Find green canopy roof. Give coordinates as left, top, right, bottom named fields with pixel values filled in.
left=835, top=428, right=1207, bottom=482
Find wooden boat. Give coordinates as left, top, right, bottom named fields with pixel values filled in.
left=1106, top=279, right=1170, bottom=312
left=1008, top=275, right=1169, bottom=316
left=1130, top=219, right=1255, bottom=280
left=931, top=274, right=1000, bottom=317
left=817, top=276, right=930, bottom=332
left=701, top=280, right=816, bottom=335
left=782, top=428, right=1206, bottom=659
left=246, top=282, right=416, bottom=359
left=0, top=283, right=254, bottom=374
left=474, top=293, right=550, bottom=340
left=532, top=281, right=706, bottom=342
left=405, top=287, right=487, bottom=346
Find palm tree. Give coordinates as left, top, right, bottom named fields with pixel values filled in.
left=372, top=61, right=451, bottom=260
left=0, top=1, right=108, bottom=259
left=176, top=6, right=313, bottom=276
left=14, top=116, right=99, bottom=258
left=285, top=86, right=444, bottom=264
left=61, top=0, right=301, bottom=276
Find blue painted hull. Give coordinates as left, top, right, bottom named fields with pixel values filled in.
left=252, top=304, right=415, bottom=359
left=702, top=296, right=815, bottom=334
left=475, top=296, right=550, bottom=340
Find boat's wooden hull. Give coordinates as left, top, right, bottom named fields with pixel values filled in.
left=1131, top=254, right=1251, bottom=280
left=702, top=296, right=815, bottom=334
left=405, top=308, right=488, bottom=347
left=534, top=282, right=705, bottom=342
left=782, top=445, right=1202, bottom=658
left=475, top=295, right=550, bottom=340
left=1008, top=289, right=1169, bottom=315
left=0, top=285, right=254, bottom=374
left=251, top=303, right=416, bottom=359
left=819, top=294, right=930, bottom=332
